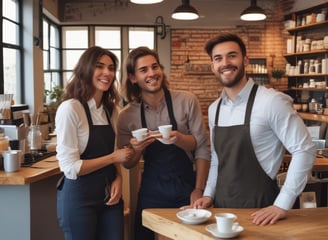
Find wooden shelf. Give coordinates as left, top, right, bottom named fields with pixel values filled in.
left=286, top=20, right=328, bottom=33
left=246, top=73, right=268, bottom=75
left=183, top=71, right=213, bottom=75
left=291, top=87, right=328, bottom=91
left=298, top=112, right=328, bottom=123
left=286, top=3, right=328, bottom=126
left=284, top=49, right=328, bottom=57
left=287, top=73, right=328, bottom=77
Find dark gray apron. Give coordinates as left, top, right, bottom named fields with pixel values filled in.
left=134, top=89, right=195, bottom=240
left=214, top=84, right=279, bottom=208
left=57, top=103, right=122, bottom=240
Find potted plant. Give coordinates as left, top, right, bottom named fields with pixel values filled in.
left=271, top=69, right=285, bottom=82
left=45, top=85, right=64, bottom=107
left=44, top=85, right=64, bottom=130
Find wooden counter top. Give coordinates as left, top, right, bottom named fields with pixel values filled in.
left=0, top=155, right=60, bottom=185
left=313, top=157, right=328, bottom=172
left=283, top=154, right=328, bottom=172
left=143, top=208, right=328, bottom=240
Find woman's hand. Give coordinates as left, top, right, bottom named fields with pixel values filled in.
left=105, top=174, right=122, bottom=206
left=111, top=147, right=134, bottom=164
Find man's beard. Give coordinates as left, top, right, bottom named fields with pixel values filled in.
left=216, top=64, right=245, bottom=88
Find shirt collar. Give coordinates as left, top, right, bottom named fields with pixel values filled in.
left=142, top=97, right=165, bottom=110
left=221, top=79, right=255, bottom=104
left=87, top=98, right=103, bottom=113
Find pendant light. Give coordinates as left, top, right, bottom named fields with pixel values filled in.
left=240, top=0, right=266, bottom=21
left=130, top=0, right=163, bottom=4
left=171, top=0, right=199, bottom=20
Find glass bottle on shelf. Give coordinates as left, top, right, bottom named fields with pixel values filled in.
left=309, top=59, right=315, bottom=74
left=304, top=60, right=309, bottom=74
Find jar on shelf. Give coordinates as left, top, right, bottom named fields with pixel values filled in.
left=0, top=135, right=9, bottom=153
left=309, top=59, right=315, bottom=74
left=309, top=98, right=317, bottom=113
left=27, top=125, right=42, bottom=152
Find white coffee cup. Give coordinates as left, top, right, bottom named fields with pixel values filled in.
left=158, top=125, right=172, bottom=139
left=215, top=213, right=237, bottom=233
left=2, top=150, right=22, bottom=173
left=131, top=128, right=148, bottom=141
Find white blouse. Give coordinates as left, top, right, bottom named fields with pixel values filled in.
left=55, top=98, right=118, bottom=179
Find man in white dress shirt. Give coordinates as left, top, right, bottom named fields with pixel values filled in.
left=193, top=33, right=316, bottom=226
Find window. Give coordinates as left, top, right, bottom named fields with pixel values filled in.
left=61, top=26, right=155, bottom=86
left=61, top=26, right=89, bottom=85
left=95, top=26, right=122, bottom=80
left=129, top=27, right=155, bottom=50
left=1, top=0, right=22, bottom=104
left=43, top=16, right=61, bottom=101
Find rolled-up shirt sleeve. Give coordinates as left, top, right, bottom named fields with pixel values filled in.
left=55, top=100, right=87, bottom=179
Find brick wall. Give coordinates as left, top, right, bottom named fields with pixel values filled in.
left=169, top=0, right=294, bottom=126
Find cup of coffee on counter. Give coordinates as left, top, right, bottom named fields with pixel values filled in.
left=215, top=213, right=237, bottom=233
left=158, top=124, right=172, bottom=139
left=2, top=150, right=22, bottom=173
left=131, top=128, right=148, bottom=141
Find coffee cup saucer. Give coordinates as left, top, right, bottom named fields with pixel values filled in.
left=176, top=209, right=212, bottom=225
left=205, top=223, right=244, bottom=238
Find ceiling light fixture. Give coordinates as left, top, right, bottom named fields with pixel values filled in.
left=130, top=0, right=163, bottom=4
left=240, top=0, right=266, bottom=21
left=171, top=0, right=199, bottom=20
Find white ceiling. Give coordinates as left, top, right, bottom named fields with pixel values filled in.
left=59, top=0, right=327, bottom=28
left=59, top=0, right=275, bottom=27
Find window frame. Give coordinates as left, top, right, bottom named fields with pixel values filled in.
left=61, top=25, right=156, bottom=87
left=42, top=15, right=62, bottom=98
left=1, top=0, right=23, bottom=103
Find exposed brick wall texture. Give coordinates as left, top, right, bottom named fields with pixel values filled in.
left=169, top=1, right=294, bottom=128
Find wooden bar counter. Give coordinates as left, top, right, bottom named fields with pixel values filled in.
left=143, top=207, right=328, bottom=240
left=313, top=157, right=328, bottom=172
left=0, top=155, right=64, bottom=240
left=0, top=155, right=60, bottom=185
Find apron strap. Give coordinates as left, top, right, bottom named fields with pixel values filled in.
left=164, top=89, right=178, bottom=130
left=140, top=101, right=147, bottom=128
left=244, top=84, right=258, bottom=124
left=214, top=84, right=258, bottom=126
left=140, top=89, right=178, bottom=130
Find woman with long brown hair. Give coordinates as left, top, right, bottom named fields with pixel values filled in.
left=56, top=46, right=133, bottom=240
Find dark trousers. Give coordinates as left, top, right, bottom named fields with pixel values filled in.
left=134, top=174, right=194, bottom=240
left=57, top=177, right=124, bottom=240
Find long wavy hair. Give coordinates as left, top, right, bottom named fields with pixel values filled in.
left=123, top=46, right=169, bottom=103
left=61, top=46, right=120, bottom=115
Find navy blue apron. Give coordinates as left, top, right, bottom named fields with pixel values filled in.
left=213, top=84, right=279, bottom=208
left=57, top=102, right=123, bottom=240
left=134, top=89, right=195, bottom=240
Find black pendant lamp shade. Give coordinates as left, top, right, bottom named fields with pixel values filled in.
left=240, top=0, right=266, bottom=21
left=171, top=0, right=199, bottom=20
left=130, top=0, right=163, bottom=4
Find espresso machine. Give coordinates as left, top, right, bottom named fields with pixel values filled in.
left=0, top=124, right=28, bottom=155
left=0, top=104, right=29, bottom=162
